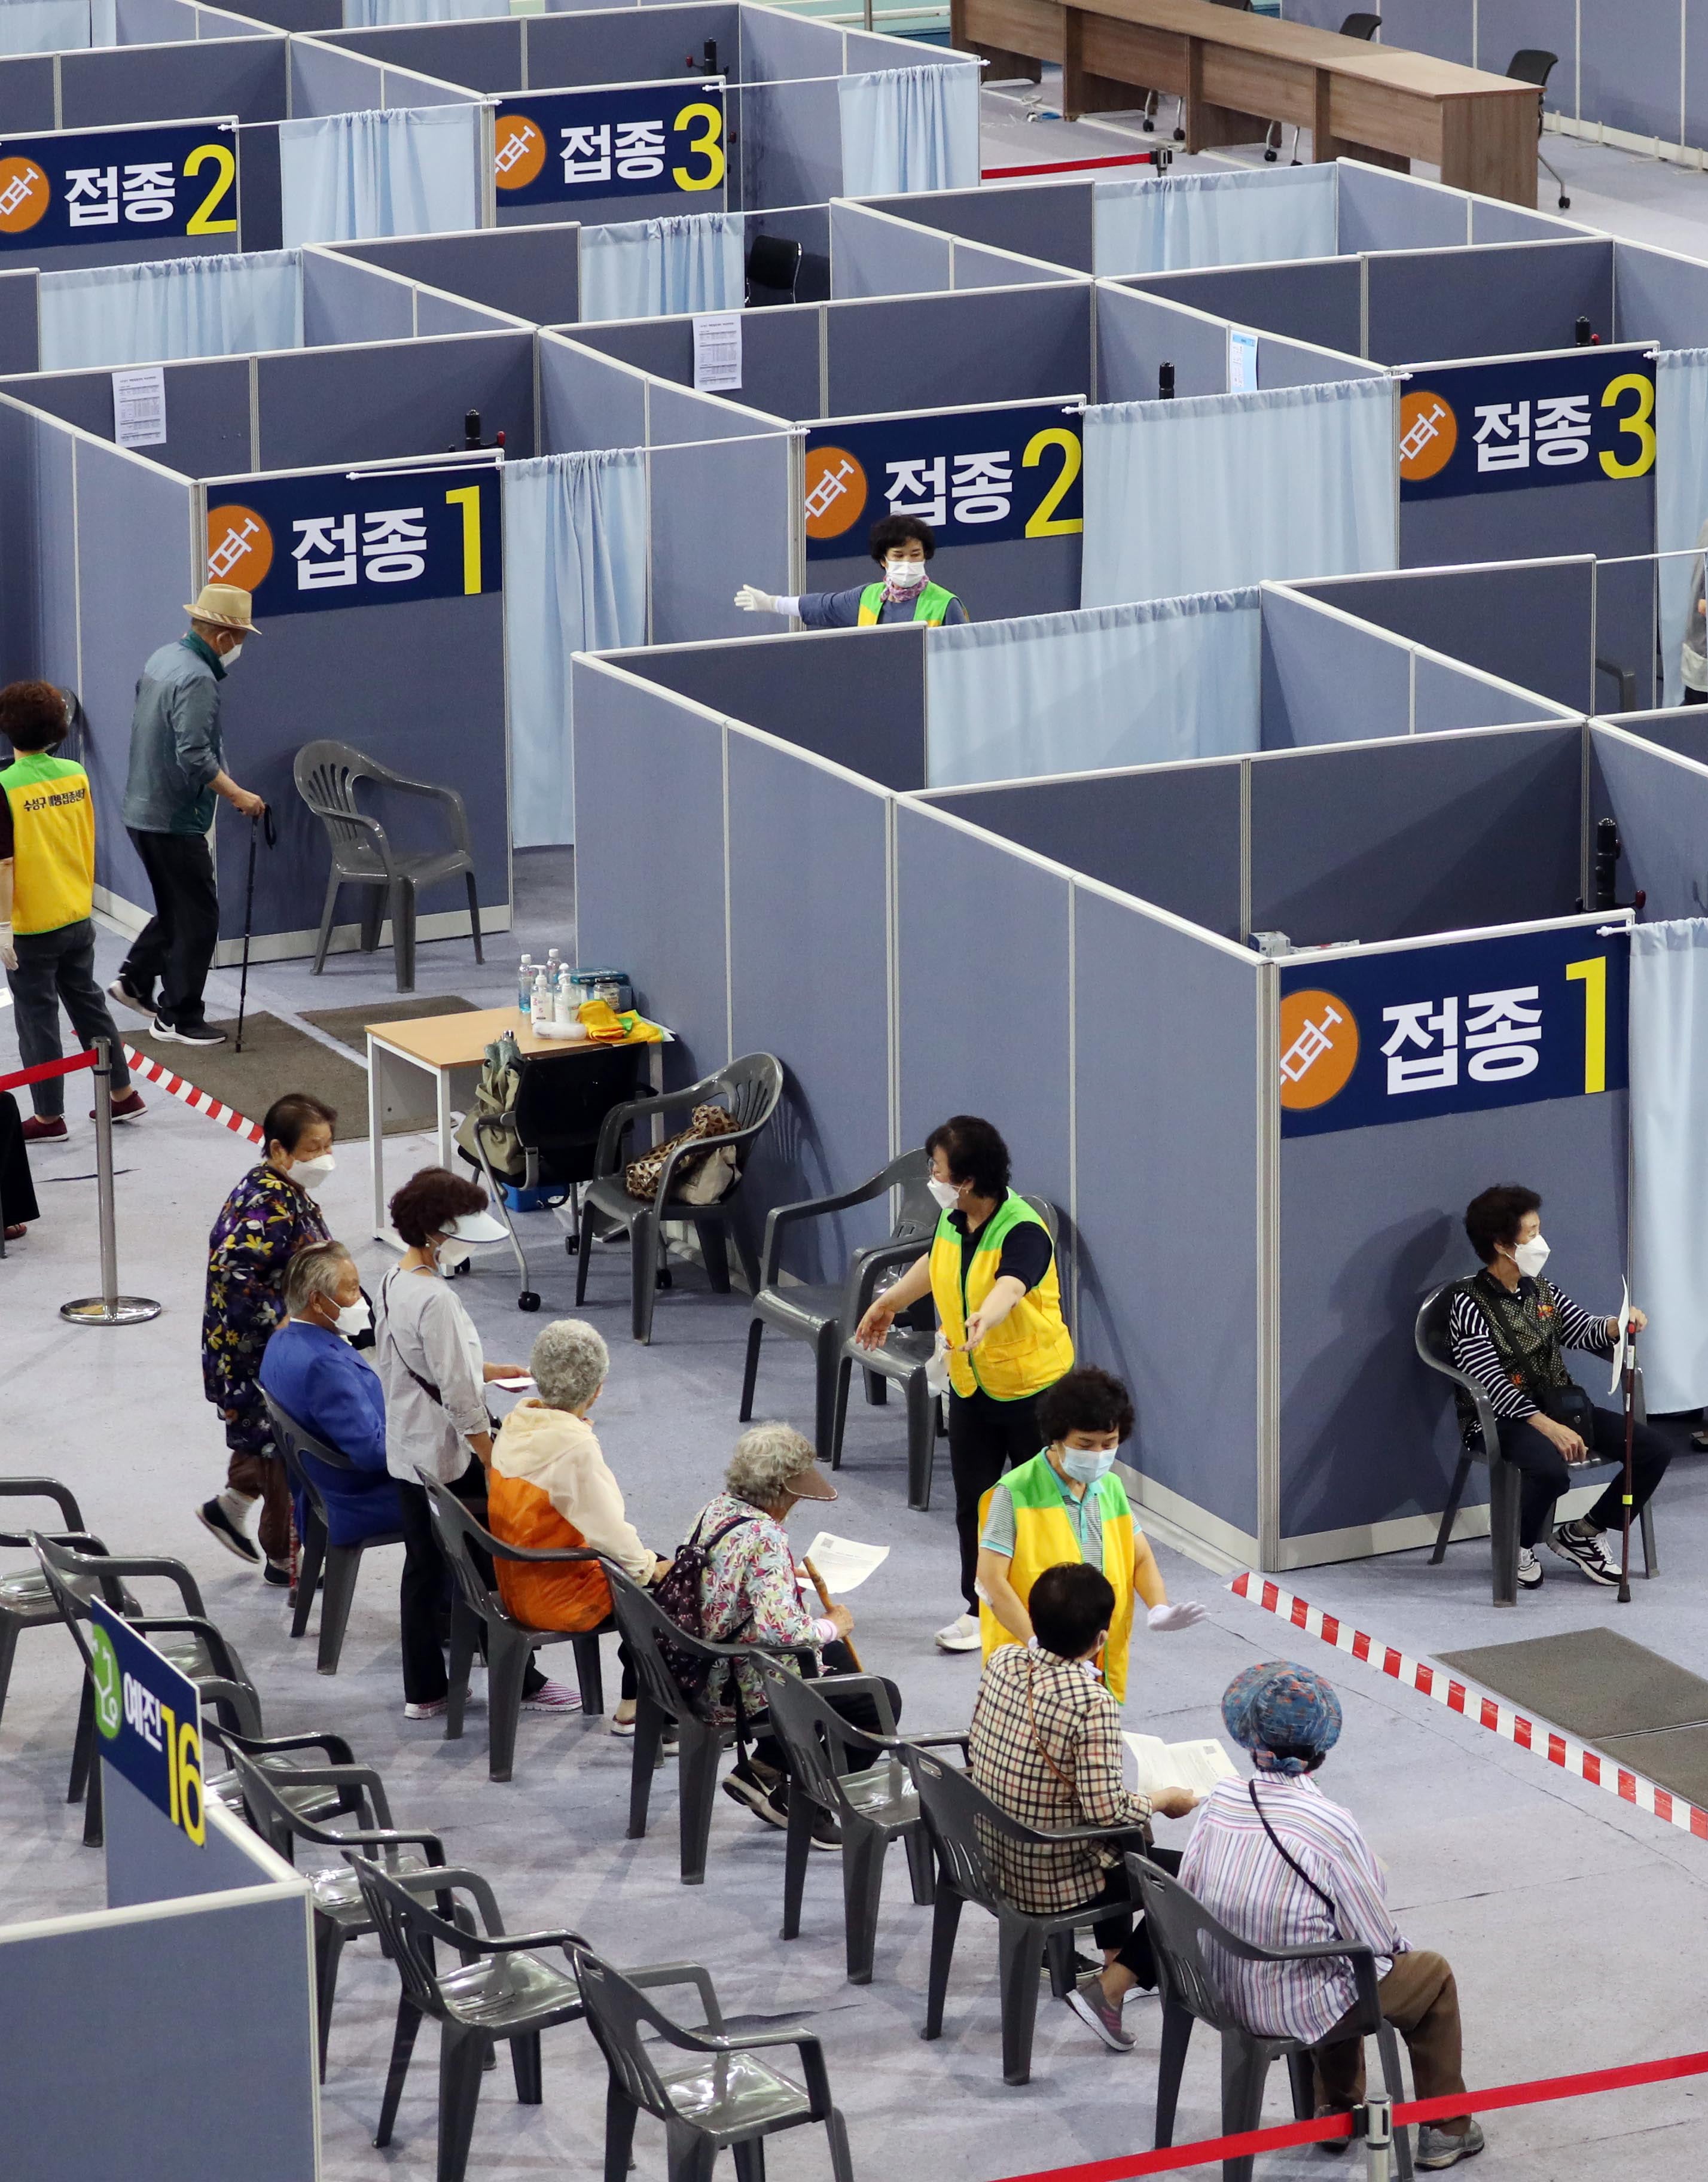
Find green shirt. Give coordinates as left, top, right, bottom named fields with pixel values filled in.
left=979, top=1450, right=1108, bottom=1571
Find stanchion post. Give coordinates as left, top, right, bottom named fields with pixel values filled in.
left=59, top=1039, right=161, bottom=1327
left=1363, top=2094, right=1392, bottom=2182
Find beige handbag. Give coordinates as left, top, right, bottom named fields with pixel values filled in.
left=624, top=1102, right=739, bottom=1203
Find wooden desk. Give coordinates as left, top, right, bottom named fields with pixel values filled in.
left=952, top=0, right=1542, bottom=206
left=365, top=1005, right=669, bottom=1244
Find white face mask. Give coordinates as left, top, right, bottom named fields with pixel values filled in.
left=333, top=1296, right=371, bottom=1340
left=290, top=1151, right=336, bottom=1186
left=928, top=1177, right=960, bottom=1211
left=1512, top=1233, right=1551, bottom=1279
left=885, top=558, right=927, bottom=590
left=435, top=1238, right=471, bottom=1272
left=221, top=640, right=245, bottom=668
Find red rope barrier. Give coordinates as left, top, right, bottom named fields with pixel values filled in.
left=0, top=1049, right=99, bottom=1096
left=995, top=2047, right=1708, bottom=2182
left=981, top=153, right=1168, bottom=178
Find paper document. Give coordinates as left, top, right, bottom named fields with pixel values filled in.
left=1609, top=1277, right=1630, bottom=1397
left=1123, top=1734, right=1238, bottom=1800
left=492, top=1375, right=535, bottom=1391
left=112, top=366, right=167, bottom=450
left=693, top=312, right=743, bottom=394
left=800, top=1532, right=889, bottom=1594
left=1228, top=327, right=1259, bottom=393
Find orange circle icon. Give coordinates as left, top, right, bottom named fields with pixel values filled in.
left=803, top=446, right=868, bottom=541
left=1278, top=989, right=1359, bottom=1111
left=1398, top=389, right=1458, bottom=482
left=493, top=114, right=547, bottom=191
left=0, top=158, right=50, bottom=235
left=205, top=505, right=275, bottom=593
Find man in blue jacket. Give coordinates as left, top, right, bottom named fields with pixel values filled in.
left=111, top=582, right=267, bottom=1050
left=259, top=1240, right=401, bottom=1555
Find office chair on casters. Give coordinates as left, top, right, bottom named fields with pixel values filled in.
left=1414, top=1282, right=1655, bottom=1607
left=746, top=232, right=802, bottom=303
left=294, top=738, right=483, bottom=994
left=1505, top=50, right=1569, bottom=209
left=1126, top=1853, right=1415, bottom=2182
left=1340, top=11, right=1380, bottom=37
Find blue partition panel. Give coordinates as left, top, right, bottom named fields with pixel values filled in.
left=1413, top=652, right=1568, bottom=733
left=1279, top=1080, right=1627, bottom=1543
left=825, top=285, right=1093, bottom=418
left=0, top=402, right=80, bottom=698
left=895, top=799, right=1073, bottom=1250
left=60, top=38, right=289, bottom=129
left=1690, top=0, right=1708, bottom=153
left=1580, top=0, right=1681, bottom=144
left=727, top=729, right=893, bottom=1280
left=1606, top=708, right=1708, bottom=770
left=572, top=659, right=728, bottom=1083
left=1378, top=0, right=1474, bottom=64
left=1259, top=589, right=1411, bottom=748
left=1075, top=889, right=1260, bottom=1540
left=0, top=55, right=57, bottom=132
left=875, top=179, right=1097, bottom=274
left=1590, top=727, right=1708, bottom=924
left=648, top=428, right=791, bottom=642
left=302, top=248, right=411, bottom=344
left=831, top=203, right=953, bottom=299
left=539, top=331, right=648, bottom=450
left=740, top=76, right=842, bottom=211
left=324, top=17, right=518, bottom=87
left=1094, top=282, right=1229, bottom=403
left=1476, top=2, right=1578, bottom=109
left=336, top=225, right=580, bottom=325
left=1335, top=163, right=1469, bottom=256
left=256, top=331, right=535, bottom=467
left=105, top=1767, right=275, bottom=1907
left=0, top=357, right=252, bottom=483
left=1400, top=468, right=1652, bottom=605
left=1126, top=259, right=1361, bottom=359
left=526, top=4, right=742, bottom=87
left=1249, top=726, right=1582, bottom=945
left=1366, top=238, right=1614, bottom=365
left=1614, top=242, right=1708, bottom=351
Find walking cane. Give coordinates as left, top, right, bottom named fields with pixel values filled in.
left=235, top=804, right=275, bottom=1055
left=804, top=1558, right=864, bottom=1671
left=1618, top=1316, right=1637, bottom=1607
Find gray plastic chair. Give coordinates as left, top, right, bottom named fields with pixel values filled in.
left=418, top=1474, right=608, bottom=1781
left=1126, top=1851, right=1414, bottom=2182
left=228, top=1749, right=446, bottom=2080
left=200, top=1716, right=362, bottom=1834
left=294, top=738, right=483, bottom=993
left=570, top=1943, right=857, bottom=2182
left=262, top=1391, right=404, bottom=1675
left=1414, top=1282, right=1655, bottom=1607
left=755, top=1654, right=943, bottom=1985
left=831, top=1193, right=1060, bottom=1511
left=907, top=1741, right=1149, bottom=2086
left=0, top=1477, right=98, bottom=1726
left=354, top=1858, right=720, bottom=2182
left=740, top=1148, right=934, bottom=1461
left=32, top=1531, right=261, bottom=1847
left=575, top=1053, right=785, bottom=1343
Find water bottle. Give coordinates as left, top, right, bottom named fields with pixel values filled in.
left=545, top=947, right=562, bottom=996
left=532, top=969, right=551, bottom=1025
left=517, top=954, right=533, bottom=1017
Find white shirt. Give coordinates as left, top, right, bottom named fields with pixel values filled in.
left=375, top=1264, right=486, bottom=1484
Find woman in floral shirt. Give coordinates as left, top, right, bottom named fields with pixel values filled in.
left=693, top=1422, right=902, bottom=1843
left=198, top=1093, right=337, bottom=1583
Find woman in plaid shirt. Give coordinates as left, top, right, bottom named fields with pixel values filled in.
left=969, top=1561, right=1199, bottom=2053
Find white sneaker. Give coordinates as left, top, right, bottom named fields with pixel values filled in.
left=1516, top=1547, right=1543, bottom=1590
left=935, top=1611, right=981, bottom=1653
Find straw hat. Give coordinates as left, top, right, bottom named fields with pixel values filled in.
left=182, top=582, right=260, bottom=635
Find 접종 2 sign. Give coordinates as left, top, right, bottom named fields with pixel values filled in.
left=0, top=120, right=238, bottom=254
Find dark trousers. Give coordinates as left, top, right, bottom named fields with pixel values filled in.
left=1686, top=687, right=1708, bottom=706
left=1496, top=1405, right=1670, bottom=1548
left=394, top=1459, right=546, bottom=1706
left=948, top=1385, right=1047, bottom=1610
left=227, top=1446, right=292, bottom=1566
left=0, top=1095, right=41, bottom=1229
left=748, top=1642, right=902, bottom=1780
left=7, top=921, right=130, bottom=1117
left=1076, top=1848, right=1181, bottom=1989
left=124, top=828, right=219, bottom=1029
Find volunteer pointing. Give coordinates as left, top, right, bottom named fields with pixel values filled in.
left=734, top=515, right=968, bottom=629
left=854, top=1114, right=1070, bottom=1653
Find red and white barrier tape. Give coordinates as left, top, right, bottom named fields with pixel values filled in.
left=1230, top=1571, right=1708, bottom=1842
left=122, top=1044, right=264, bottom=1146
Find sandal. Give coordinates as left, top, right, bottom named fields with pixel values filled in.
left=3, top=1224, right=25, bottom=1242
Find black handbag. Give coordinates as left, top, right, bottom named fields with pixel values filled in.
left=1537, top=1382, right=1596, bottom=1440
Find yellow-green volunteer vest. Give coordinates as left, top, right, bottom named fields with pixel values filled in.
left=978, top=1453, right=1137, bottom=1702
left=856, top=580, right=958, bottom=626
left=928, top=1190, right=1074, bottom=1402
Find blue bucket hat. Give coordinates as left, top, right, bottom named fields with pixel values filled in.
left=1222, top=1661, right=1343, bottom=1775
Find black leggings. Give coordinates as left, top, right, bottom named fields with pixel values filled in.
left=948, top=1386, right=1047, bottom=1610
left=394, top=1459, right=547, bottom=1705
left=748, top=1642, right=902, bottom=1779
left=1076, top=1848, right=1182, bottom=1988
left=1495, top=1406, right=1670, bottom=1548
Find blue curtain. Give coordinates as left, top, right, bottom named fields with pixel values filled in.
left=279, top=105, right=481, bottom=246
left=579, top=214, right=745, bottom=323
left=1082, top=378, right=1398, bottom=607
left=504, top=450, right=648, bottom=848
left=1091, top=166, right=1337, bottom=275
left=1656, top=351, right=1708, bottom=708
left=1630, top=919, right=1708, bottom=1410
left=926, top=591, right=1261, bottom=787
left=38, top=250, right=303, bottom=370
left=0, top=0, right=88, bottom=51
left=837, top=63, right=980, bottom=196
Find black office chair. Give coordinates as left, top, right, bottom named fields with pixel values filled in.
left=261, top=1391, right=404, bottom=1674
left=1505, top=50, right=1569, bottom=209
left=1414, top=1282, right=1655, bottom=1607
left=295, top=738, right=483, bottom=993
left=746, top=231, right=803, bottom=304
left=462, top=1039, right=648, bottom=1311
left=1340, top=10, right=1380, bottom=37
left=1127, top=1852, right=1414, bottom=2182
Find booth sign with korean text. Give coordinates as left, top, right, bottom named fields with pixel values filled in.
left=493, top=82, right=725, bottom=207
left=0, top=121, right=237, bottom=253
left=1398, top=348, right=1655, bottom=501
left=89, top=1596, right=205, bottom=1848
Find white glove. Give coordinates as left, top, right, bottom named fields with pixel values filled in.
left=0, top=924, right=15, bottom=974
left=1148, top=1601, right=1208, bottom=1633
left=734, top=583, right=777, bottom=613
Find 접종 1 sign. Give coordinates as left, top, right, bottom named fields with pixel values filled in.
left=1277, top=923, right=1628, bottom=1138
left=0, top=120, right=239, bottom=254
left=89, top=1596, right=205, bottom=1848
left=1398, top=347, right=1655, bottom=501
left=493, top=80, right=725, bottom=208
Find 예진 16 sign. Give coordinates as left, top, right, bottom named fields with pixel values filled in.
left=803, top=400, right=1084, bottom=561
left=89, top=1596, right=205, bottom=1848
left=203, top=461, right=502, bottom=620
left=1276, top=923, right=1628, bottom=1138
left=1398, top=346, right=1655, bottom=501
left=0, top=121, right=238, bottom=254
left=493, top=81, right=725, bottom=208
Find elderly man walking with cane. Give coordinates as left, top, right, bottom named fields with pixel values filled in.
left=107, top=582, right=266, bottom=1050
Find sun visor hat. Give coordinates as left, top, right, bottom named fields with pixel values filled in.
left=445, top=1209, right=509, bottom=1246
left=788, top=1463, right=838, bottom=1504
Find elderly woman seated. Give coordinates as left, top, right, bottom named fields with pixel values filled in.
left=689, top=1422, right=901, bottom=1848
left=487, top=1316, right=670, bottom=1731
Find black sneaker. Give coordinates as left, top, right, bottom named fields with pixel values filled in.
left=261, top=1560, right=292, bottom=1589
left=155, top=1017, right=227, bottom=1049
left=1547, top=1522, right=1621, bottom=1586
left=807, top=1805, right=841, bottom=1852
left=107, top=973, right=155, bottom=1017
left=196, top=1496, right=260, bottom=1565
left=722, top=1762, right=787, bottom=1824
